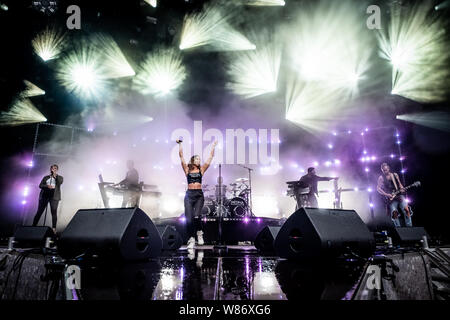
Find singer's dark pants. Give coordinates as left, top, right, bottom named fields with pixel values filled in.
left=32, top=197, right=59, bottom=228
left=184, top=189, right=204, bottom=240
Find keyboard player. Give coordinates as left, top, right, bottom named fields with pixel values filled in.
left=113, top=160, right=140, bottom=207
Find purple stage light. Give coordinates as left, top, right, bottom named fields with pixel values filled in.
left=397, top=140, right=401, bottom=144
left=332, top=131, right=337, bottom=136
left=256, top=218, right=262, bottom=223
left=401, top=169, right=406, bottom=173
left=113, top=131, right=117, bottom=136
left=365, top=167, right=369, bottom=172
left=361, top=157, right=366, bottom=162
left=327, top=143, right=333, bottom=149
left=27, top=161, right=34, bottom=168
left=243, top=217, right=249, bottom=223
left=371, top=156, right=376, bottom=161
left=369, top=203, right=374, bottom=208
left=313, top=161, right=319, bottom=166
left=363, top=150, right=367, bottom=155
left=325, top=161, right=332, bottom=167
left=21, top=200, right=27, bottom=205
left=396, top=133, right=400, bottom=137
left=399, top=156, right=405, bottom=161
left=365, top=128, right=369, bottom=132
left=367, top=187, right=373, bottom=192
left=23, top=186, right=29, bottom=197
left=354, top=187, right=359, bottom=191
left=361, top=132, right=364, bottom=136
left=334, top=159, right=341, bottom=165
left=347, top=130, right=352, bottom=134
left=179, top=216, right=186, bottom=223
left=390, top=154, right=395, bottom=158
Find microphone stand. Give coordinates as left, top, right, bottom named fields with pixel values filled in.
left=214, top=164, right=227, bottom=250
left=238, top=164, right=253, bottom=217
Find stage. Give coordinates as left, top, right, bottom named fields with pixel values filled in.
left=1, top=243, right=448, bottom=301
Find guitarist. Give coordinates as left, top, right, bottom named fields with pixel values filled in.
left=376, top=163, right=412, bottom=227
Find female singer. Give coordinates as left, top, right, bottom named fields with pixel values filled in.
left=177, top=139, right=217, bottom=248
left=32, top=164, right=64, bottom=233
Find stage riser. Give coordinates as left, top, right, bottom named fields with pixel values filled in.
left=155, top=217, right=282, bottom=243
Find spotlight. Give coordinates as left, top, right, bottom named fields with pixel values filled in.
left=245, top=0, right=285, bottom=6
left=396, top=112, right=450, bottom=133
left=32, top=27, right=66, bottom=62
left=56, top=43, right=106, bottom=100
left=21, top=80, right=45, bottom=97
left=285, top=1, right=372, bottom=131
left=226, top=32, right=281, bottom=98
left=378, top=2, right=450, bottom=102
left=91, top=34, right=135, bottom=79
left=133, top=47, right=186, bottom=97
left=435, top=0, right=450, bottom=10
left=144, top=0, right=157, bottom=8
left=179, top=2, right=255, bottom=51
left=0, top=99, right=47, bottom=126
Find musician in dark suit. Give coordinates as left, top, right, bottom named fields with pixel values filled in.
left=377, top=163, right=412, bottom=227
left=32, top=164, right=63, bottom=233
left=114, top=160, right=140, bottom=207
left=299, top=167, right=337, bottom=208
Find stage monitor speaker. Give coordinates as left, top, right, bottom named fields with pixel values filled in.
left=274, top=208, right=375, bottom=260
left=59, top=208, right=162, bottom=261
left=13, top=226, right=54, bottom=248
left=157, top=225, right=182, bottom=250
left=254, top=226, right=281, bottom=252
left=391, top=227, right=429, bottom=244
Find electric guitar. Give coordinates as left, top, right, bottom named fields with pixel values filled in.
left=386, top=181, right=421, bottom=202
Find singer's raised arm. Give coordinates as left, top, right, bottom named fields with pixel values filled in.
left=178, top=140, right=188, bottom=175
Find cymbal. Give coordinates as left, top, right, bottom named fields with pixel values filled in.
left=235, top=178, right=248, bottom=182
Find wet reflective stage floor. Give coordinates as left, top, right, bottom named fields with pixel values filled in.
left=79, top=245, right=366, bottom=300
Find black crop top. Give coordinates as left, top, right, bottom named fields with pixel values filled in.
left=187, top=170, right=202, bottom=184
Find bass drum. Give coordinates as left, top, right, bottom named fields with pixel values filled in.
left=201, top=197, right=216, bottom=216
left=227, top=197, right=247, bottom=217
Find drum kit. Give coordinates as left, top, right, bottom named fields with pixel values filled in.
left=201, top=177, right=252, bottom=218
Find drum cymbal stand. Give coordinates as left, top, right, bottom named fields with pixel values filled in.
left=214, top=164, right=227, bottom=250
left=238, top=164, right=254, bottom=217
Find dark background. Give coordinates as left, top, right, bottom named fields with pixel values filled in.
left=0, top=0, right=449, bottom=241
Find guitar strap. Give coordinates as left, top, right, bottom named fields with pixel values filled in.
left=390, top=173, right=399, bottom=191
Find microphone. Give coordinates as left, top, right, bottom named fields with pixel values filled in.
left=176, top=137, right=183, bottom=144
